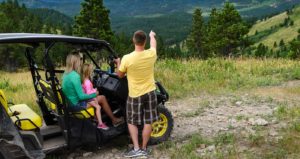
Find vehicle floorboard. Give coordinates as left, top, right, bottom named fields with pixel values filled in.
left=43, top=135, right=66, bottom=154
left=40, top=125, right=62, bottom=139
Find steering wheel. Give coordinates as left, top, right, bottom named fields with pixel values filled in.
left=93, top=69, right=106, bottom=89
left=108, top=54, right=118, bottom=73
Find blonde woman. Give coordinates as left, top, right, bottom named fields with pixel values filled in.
left=62, top=51, right=124, bottom=128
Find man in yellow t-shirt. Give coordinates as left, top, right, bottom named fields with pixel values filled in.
left=115, top=30, right=158, bottom=158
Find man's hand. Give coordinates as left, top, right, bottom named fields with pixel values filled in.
left=149, top=30, right=156, bottom=38
left=149, top=30, right=157, bottom=49
left=114, top=57, right=121, bottom=65
left=114, top=57, right=126, bottom=78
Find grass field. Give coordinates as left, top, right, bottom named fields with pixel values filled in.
left=248, top=12, right=288, bottom=36
left=155, top=58, right=300, bottom=97
left=1, top=58, right=300, bottom=112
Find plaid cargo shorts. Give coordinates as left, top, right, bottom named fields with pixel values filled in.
left=126, top=91, right=159, bottom=125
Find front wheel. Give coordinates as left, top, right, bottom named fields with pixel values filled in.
left=149, top=104, right=173, bottom=145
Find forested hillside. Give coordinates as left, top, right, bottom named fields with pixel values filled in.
left=250, top=5, right=300, bottom=48
left=3, top=0, right=300, bottom=17
left=1, top=0, right=300, bottom=70
left=29, top=8, right=73, bottom=35
left=247, top=5, right=300, bottom=58
left=0, top=1, right=72, bottom=70
left=1, top=0, right=300, bottom=44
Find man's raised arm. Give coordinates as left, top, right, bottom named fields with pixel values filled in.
left=149, top=30, right=156, bottom=50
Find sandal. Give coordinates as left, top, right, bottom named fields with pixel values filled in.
left=113, top=117, right=125, bottom=127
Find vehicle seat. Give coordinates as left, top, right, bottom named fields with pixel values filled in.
left=39, top=80, right=62, bottom=111
left=38, top=80, right=95, bottom=119
left=0, top=90, right=42, bottom=131
left=9, top=104, right=43, bottom=130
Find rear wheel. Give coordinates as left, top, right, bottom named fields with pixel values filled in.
left=149, top=104, right=173, bottom=145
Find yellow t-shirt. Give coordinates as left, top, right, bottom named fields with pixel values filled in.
left=119, top=48, right=157, bottom=98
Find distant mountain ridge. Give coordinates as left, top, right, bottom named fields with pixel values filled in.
left=1, top=0, right=300, bottom=17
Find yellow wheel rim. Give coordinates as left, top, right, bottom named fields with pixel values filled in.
left=151, top=113, right=168, bottom=138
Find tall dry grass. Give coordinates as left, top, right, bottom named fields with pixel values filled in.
left=1, top=58, right=300, bottom=111
left=0, top=71, right=40, bottom=113
left=155, top=58, right=300, bottom=98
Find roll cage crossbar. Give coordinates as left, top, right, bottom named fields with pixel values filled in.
left=0, top=33, right=118, bottom=125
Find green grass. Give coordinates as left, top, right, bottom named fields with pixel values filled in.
left=248, top=12, right=288, bottom=36
left=155, top=58, right=300, bottom=98
left=236, top=115, right=246, bottom=121
left=159, top=132, right=241, bottom=159
left=248, top=133, right=265, bottom=147
left=262, top=106, right=300, bottom=158
left=214, top=132, right=235, bottom=146
left=167, top=134, right=209, bottom=159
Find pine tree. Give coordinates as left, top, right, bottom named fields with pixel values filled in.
left=73, top=0, right=113, bottom=41
left=284, top=17, right=290, bottom=27
left=279, top=39, right=285, bottom=47
left=289, top=39, right=300, bottom=59
left=219, top=2, right=249, bottom=56
left=288, top=30, right=300, bottom=59
left=206, top=2, right=248, bottom=56
left=206, top=8, right=220, bottom=56
left=273, top=42, right=277, bottom=48
left=186, top=8, right=206, bottom=58
left=255, top=43, right=268, bottom=57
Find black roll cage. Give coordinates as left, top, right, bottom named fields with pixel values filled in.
left=26, top=41, right=117, bottom=123
left=0, top=34, right=117, bottom=125
left=0, top=33, right=119, bottom=150
left=24, top=40, right=118, bottom=148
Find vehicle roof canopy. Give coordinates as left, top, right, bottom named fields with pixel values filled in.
left=0, top=33, right=108, bottom=46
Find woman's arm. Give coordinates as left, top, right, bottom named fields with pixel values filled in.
left=73, top=75, right=96, bottom=100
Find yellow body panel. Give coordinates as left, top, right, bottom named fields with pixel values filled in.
left=9, top=104, right=43, bottom=130
left=73, top=107, right=95, bottom=118
left=0, top=90, right=8, bottom=113
left=50, top=103, right=57, bottom=110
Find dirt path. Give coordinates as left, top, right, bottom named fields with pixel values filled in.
left=68, top=81, right=300, bottom=159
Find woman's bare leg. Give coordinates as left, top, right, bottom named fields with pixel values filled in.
left=96, top=95, right=122, bottom=124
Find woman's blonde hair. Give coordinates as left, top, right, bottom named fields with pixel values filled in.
left=81, top=63, right=93, bottom=82
left=65, top=51, right=82, bottom=74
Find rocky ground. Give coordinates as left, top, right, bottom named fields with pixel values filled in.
left=65, top=81, right=300, bottom=159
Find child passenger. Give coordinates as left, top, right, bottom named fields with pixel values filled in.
left=81, top=63, right=109, bottom=130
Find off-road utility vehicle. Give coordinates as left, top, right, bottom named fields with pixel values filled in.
left=0, top=33, right=173, bottom=159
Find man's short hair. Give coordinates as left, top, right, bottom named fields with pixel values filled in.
left=133, top=30, right=147, bottom=46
